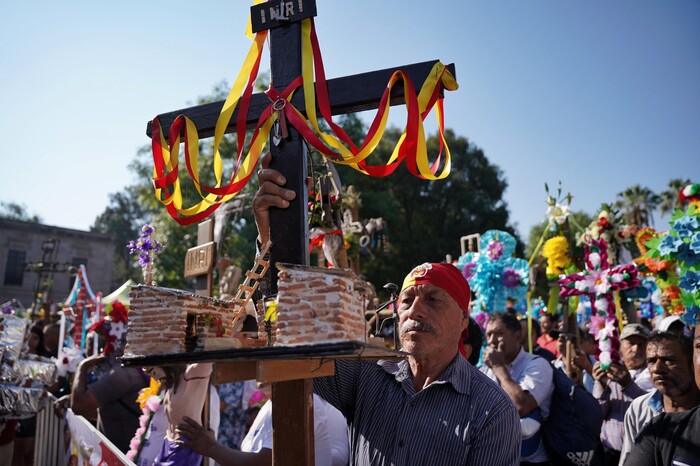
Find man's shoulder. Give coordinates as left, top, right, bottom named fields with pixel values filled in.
left=469, top=363, right=517, bottom=405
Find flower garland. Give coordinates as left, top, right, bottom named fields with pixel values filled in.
left=126, top=377, right=163, bottom=462
left=644, top=202, right=700, bottom=326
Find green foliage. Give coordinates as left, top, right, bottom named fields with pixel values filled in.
left=0, top=201, right=42, bottom=223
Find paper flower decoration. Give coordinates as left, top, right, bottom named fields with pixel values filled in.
left=530, top=298, right=547, bottom=318
left=88, top=301, right=129, bottom=355
left=456, top=230, right=530, bottom=313
left=559, top=239, right=640, bottom=370
left=644, top=202, right=700, bottom=326
left=578, top=205, right=634, bottom=265
left=127, top=379, right=164, bottom=462
left=679, top=183, right=700, bottom=206
left=636, top=276, right=663, bottom=320
left=541, top=236, right=572, bottom=277
left=55, top=346, right=85, bottom=378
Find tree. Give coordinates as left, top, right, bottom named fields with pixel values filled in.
left=334, top=126, right=519, bottom=289
left=658, top=178, right=692, bottom=215
left=0, top=201, right=42, bottom=223
left=615, top=184, right=660, bottom=228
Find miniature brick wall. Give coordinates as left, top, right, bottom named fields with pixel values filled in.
left=125, top=285, right=238, bottom=357
left=275, top=265, right=369, bottom=346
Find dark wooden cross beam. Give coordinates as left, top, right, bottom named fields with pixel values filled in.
left=146, top=2, right=455, bottom=464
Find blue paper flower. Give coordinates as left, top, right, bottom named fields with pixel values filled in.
left=658, top=234, right=684, bottom=256
left=690, top=232, right=700, bottom=255
left=672, top=215, right=700, bottom=239
left=679, top=271, right=700, bottom=294
left=676, top=243, right=700, bottom=267
left=681, top=305, right=700, bottom=327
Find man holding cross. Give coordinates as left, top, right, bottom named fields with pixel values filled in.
left=252, top=155, right=520, bottom=465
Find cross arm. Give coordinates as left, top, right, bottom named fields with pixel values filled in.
left=146, top=60, right=455, bottom=139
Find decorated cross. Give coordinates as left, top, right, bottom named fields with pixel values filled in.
left=145, top=2, right=457, bottom=465
left=457, top=230, right=530, bottom=313
left=147, top=0, right=456, bottom=279
left=558, top=238, right=640, bottom=370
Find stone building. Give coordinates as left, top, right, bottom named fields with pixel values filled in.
left=0, top=218, right=114, bottom=313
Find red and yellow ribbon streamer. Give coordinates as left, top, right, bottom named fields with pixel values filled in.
left=151, top=7, right=458, bottom=225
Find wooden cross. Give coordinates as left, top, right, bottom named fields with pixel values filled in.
left=147, top=2, right=455, bottom=464
left=558, top=238, right=640, bottom=370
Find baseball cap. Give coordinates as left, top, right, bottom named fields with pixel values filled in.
left=620, top=323, right=650, bottom=341
left=657, top=315, right=683, bottom=333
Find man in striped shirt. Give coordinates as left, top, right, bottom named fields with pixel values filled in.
left=254, top=159, right=521, bottom=465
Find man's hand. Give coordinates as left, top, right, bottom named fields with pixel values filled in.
left=177, top=416, right=219, bottom=457
left=253, top=152, right=296, bottom=245
left=573, top=350, right=593, bottom=374
left=605, top=362, right=633, bottom=387
left=482, top=342, right=506, bottom=368
left=54, top=394, right=71, bottom=419
left=591, top=361, right=610, bottom=389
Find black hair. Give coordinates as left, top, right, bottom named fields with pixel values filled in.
left=463, top=318, right=484, bottom=366
left=29, top=325, right=52, bottom=358
left=521, top=318, right=542, bottom=338
left=160, top=365, right=187, bottom=394
left=489, top=312, right=521, bottom=333
left=648, top=331, right=693, bottom=370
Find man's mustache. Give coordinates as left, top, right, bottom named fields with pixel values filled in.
left=401, top=320, right=436, bottom=335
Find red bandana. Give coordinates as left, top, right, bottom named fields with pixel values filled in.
left=401, top=263, right=471, bottom=357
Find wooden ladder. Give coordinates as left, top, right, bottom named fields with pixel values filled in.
left=229, top=240, right=272, bottom=333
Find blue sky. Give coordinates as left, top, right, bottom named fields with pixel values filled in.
left=1, top=1, right=698, bottom=242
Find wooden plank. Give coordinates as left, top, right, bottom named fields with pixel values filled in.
left=212, top=359, right=334, bottom=384
left=213, top=360, right=257, bottom=384
left=120, top=341, right=407, bottom=367
left=272, top=379, right=315, bottom=466
left=146, top=60, right=456, bottom=139
left=257, top=359, right=334, bottom=383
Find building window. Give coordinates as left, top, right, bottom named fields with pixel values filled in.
left=69, top=257, right=88, bottom=290
left=4, top=250, right=26, bottom=286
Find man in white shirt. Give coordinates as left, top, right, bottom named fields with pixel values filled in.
left=177, top=393, right=349, bottom=466
left=481, top=312, right=554, bottom=465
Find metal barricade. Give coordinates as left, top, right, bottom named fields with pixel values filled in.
left=34, top=394, right=65, bottom=466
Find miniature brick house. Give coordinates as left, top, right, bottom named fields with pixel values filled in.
left=125, top=285, right=239, bottom=357
left=273, top=264, right=370, bottom=346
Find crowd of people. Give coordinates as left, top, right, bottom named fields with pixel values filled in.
left=1, top=162, right=697, bottom=466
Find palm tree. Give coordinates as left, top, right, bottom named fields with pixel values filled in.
left=615, top=184, right=660, bottom=228
left=658, top=178, right=692, bottom=215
